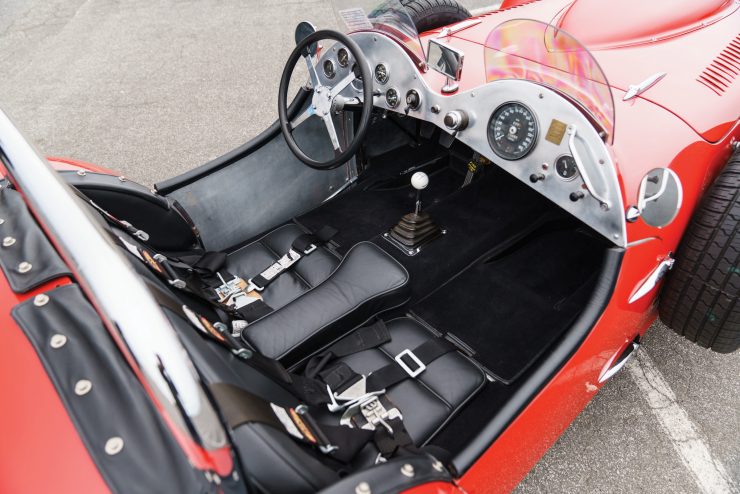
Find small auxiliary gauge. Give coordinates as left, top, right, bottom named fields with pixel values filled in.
left=385, top=88, right=400, bottom=108
left=374, top=63, right=390, bottom=84
left=323, top=59, right=336, bottom=79
left=555, top=155, right=579, bottom=181
left=337, top=48, right=349, bottom=67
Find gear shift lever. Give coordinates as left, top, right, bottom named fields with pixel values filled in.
left=411, top=171, right=428, bottom=215
left=388, top=172, right=442, bottom=252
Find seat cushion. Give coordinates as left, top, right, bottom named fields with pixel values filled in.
left=226, top=223, right=340, bottom=310
left=242, top=242, right=410, bottom=364
left=332, top=318, right=486, bottom=444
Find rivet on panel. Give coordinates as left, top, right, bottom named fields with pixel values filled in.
left=76, top=169, right=87, bottom=176
left=400, top=464, right=415, bottom=477
left=118, top=176, right=126, bottom=182
left=104, top=437, right=124, bottom=455
left=50, top=334, right=67, bottom=348
left=432, top=460, right=444, bottom=472
left=75, top=379, right=92, bottom=396
left=2, top=236, right=16, bottom=247
left=355, top=481, right=371, bottom=494
left=0, top=218, right=4, bottom=225
left=17, top=261, right=32, bottom=273
left=33, top=294, right=49, bottom=307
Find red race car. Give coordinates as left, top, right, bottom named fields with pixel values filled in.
left=1, top=0, right=738, bottom=492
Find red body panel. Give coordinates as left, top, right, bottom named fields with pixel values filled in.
left=1, top=1, right=738, bottom=492
left=0, top=276, right=111, bottom=494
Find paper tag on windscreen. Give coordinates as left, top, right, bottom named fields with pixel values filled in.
left=338, top=8, right=374, bottom=31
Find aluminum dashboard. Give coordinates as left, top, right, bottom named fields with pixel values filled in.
left=315, top=32, right=626, bottom=246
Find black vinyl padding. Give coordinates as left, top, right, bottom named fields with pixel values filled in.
left=0, top=185, right=71, bottom=293
left=12, top=285, right=218, bottom=494
left=242, top=242, right=411, bottom=364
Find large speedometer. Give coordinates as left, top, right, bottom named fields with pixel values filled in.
left=487, top=102, right=538, bottom=160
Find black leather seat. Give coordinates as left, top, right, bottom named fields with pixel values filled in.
left=225, top=223, right=410, bottom=364
left=171, top=316, right=486, bottom=493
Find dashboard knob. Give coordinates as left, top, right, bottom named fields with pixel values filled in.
left=529, top=173, right=545, bottom=183
left=570, top=191, right=585, bottom=202
left=405, top=90, right=421, bottom=111
left=443, top=110, right=468, bottom=131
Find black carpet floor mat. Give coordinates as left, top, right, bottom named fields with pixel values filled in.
left=298, top=162, right=459, bottom=253
left=373, top=168, right=558, bottom=303
left=412, top=228, right=604, bottom=383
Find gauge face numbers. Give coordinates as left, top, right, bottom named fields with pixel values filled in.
left=385, top=88, right=400, bottom=108
left=555, top=155, right=578, bottom=181
left=337, top=48, right=349, bottom=67
left=488, top=103, right=538, bottom=160
left=323, top=59, right=336, bottom=79
left=374, top=63, right=390, bottom=84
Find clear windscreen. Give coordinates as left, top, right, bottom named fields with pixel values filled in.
left=484, top=19, right=615, bottom=142
left=331, top=0, right=426, bottom=63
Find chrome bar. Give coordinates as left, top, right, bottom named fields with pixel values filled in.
left=0, top=109, right=229, bottom=457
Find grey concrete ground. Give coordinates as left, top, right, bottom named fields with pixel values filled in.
left=1, top=1, right=738, bottom=492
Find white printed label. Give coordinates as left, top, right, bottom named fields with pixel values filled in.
left=270, top=404, right=303, bottom=440
left=338, top=8, right=374, bottom=32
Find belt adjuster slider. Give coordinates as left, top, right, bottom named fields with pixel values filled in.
left=395, top=349, right=426, bottom=378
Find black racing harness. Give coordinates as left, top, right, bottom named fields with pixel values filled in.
left=78, top=191, right=456, bottom=464
left=78, top=189, right=336, bottom=326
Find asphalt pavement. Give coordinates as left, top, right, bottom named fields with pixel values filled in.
left=1, top=1, right=738, bottom=492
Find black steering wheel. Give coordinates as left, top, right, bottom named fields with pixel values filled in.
left=278, top=30, right=374, bottom=170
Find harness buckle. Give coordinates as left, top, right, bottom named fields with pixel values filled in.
left=340, top=395, right=402, bottom=434
left=302, top=244, right=317, bottom=255
left=394, top=349, right=426, bottom=378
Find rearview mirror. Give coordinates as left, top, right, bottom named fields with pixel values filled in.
left=295, top=21, right=318, bottom=56
left=630, top=168, right=683, bottom=227
left=426, top=39, right=464, bottom=93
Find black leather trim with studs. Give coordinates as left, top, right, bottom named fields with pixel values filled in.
left=11, top=284, right=238, bottom=494
left=0, top=185, right=70, bottom=293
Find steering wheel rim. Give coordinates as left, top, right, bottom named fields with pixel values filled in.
left=278, top=29, right=374, bottom=170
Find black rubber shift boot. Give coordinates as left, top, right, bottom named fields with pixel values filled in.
left=389, top=211, right=442, bottom=248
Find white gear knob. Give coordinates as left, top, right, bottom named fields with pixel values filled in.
left=411, top=172, right=429, bottom=191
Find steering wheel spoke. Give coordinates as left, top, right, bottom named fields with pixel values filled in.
left=329, top=71, right=357, bottom=99
left=322, top=114, right=343, bottom=153
left=304, top=54, right=321, bottom=88
left=289, top=105, right=315, bottom=131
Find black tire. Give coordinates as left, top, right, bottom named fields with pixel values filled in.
left=659, top=148, right=740, bottom=353
left=401, top=0, right=471, bottom=33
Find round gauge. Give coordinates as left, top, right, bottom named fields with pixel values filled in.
left=385, top=88, right=400, bottom=108
left=487, top=102, right=539, bottom=160
left=337, top=48, right=349, bottom=67
left=374, top=63, right=390, bottom=84
left=555, top=155, right=579, bottom=181
left=323, top=59, right=336, bottom=79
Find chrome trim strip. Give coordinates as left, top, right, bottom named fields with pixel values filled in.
left=0, top=109, right=229, bottom=455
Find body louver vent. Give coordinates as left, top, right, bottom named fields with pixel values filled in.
left=697, top=34, right=740, bottom=96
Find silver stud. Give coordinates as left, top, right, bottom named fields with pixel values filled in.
left=212, top=474, right=221, bottom=485
left=104, top=437, right=124, bottom=455
left=117, top=176, right=126, bottom=182
left=17, top=261, right=32, bottom=273
left=50, top=334, right=67, bottom=348
left=432, top=460, right=444, bottom=472
left=2, top=236, right=16, bottom=247
left=76, top=169, right=87, bottom=176
left=355, top=482, right=372, bottom=494
left=400, top=464, right=415, bottom=477
left=33, top=294, right=49, bottom=307
left=75, top=379, right=92, bottom=396
left=0, top=218, right=4, bottom=225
